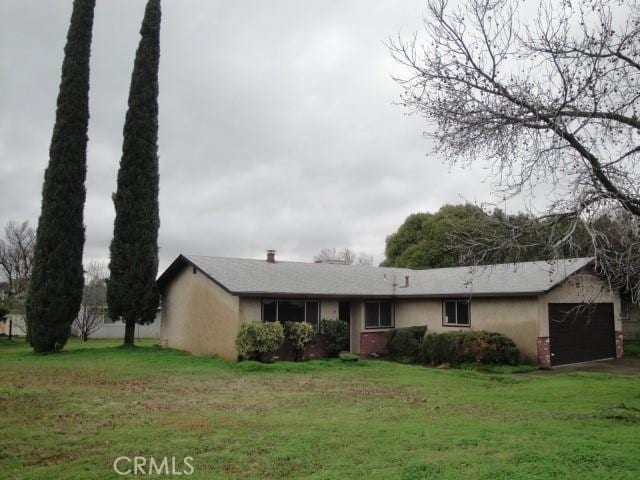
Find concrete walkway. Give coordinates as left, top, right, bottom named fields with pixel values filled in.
left=537, top=357, right=640, bottom=375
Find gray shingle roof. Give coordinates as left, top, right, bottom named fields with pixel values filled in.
left=162, top=255, right=594, bottom=298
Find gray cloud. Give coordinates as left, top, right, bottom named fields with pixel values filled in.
left=1, top=0, right=504, bottom=270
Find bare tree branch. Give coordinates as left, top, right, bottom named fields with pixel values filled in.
left=73, top=261, right=107, bottom=341
left=391, top=0, right=640, bottom=297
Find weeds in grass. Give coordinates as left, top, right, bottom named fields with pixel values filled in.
left=1, top=338, right=639, bottom=479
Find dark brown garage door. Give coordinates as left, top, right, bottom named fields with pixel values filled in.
left=549, top=303, right=615, bottom=366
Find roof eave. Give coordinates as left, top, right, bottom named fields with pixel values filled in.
left=233, top=291, right=543, bottom=299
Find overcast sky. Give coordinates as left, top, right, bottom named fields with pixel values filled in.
left=0, top=0, right=517, bottom=269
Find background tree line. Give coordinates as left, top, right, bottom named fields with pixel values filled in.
left=382, top=203, right=633, bottom=270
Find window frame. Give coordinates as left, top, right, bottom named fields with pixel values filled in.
left=364, top=300, right=395, bottom=329
left=261, top=298, right=320, bottom=330
left=442, top=299, right=471, bottom=327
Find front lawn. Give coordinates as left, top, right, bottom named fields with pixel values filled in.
left=1, top=338, right=639, bottom=479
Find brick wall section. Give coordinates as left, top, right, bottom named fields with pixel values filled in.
left=537, top=337, right=551, bottom=368
left=270, top=335, right=329, bottom=361
left=615, top=331, right=624, bottom=359
left=360, top=332, right=389, bottom=357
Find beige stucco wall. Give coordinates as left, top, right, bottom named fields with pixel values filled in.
left=352, top=271, right=619, bottom=362
left=239, top=297, right=261, bottom=323
left=350, top=302, right=364, bottom=354
left=321, top=300, right=339, bottom=321
left=161, top=266, right=240, bottom=360
left=359, top=297, right=540, bottom=361
left=538, top=272, right=621, bottom=336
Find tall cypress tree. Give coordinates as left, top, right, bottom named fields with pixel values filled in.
left=26, top=0, right=96, bottom=352
left=108, top=0, right=161, bottom=346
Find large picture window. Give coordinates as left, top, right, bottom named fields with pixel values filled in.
left=262, top=299, right=320, bottom=329
left=365, top=301, right=394, bottom=328
left=442, top=299, right=470, bottom=326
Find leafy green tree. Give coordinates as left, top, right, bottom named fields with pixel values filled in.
left=383, top=204, right=595, bottom=269
left=26, top=0, right=96, bottom=352
left=108, top=0, right=162, bottom=346
left=383, top=204, right=489, bottom=268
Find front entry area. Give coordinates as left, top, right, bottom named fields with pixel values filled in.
left=338, top=301, right=351, bottom=352
left=549, top=303, right=616, bottom=366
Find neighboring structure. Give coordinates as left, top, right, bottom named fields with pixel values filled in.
left=0, top=313, right=26, bottom=337
left=621, top=295, right=640, bottom=340
left=0, top=311, right=161, bottom=340
left=157, top=252, right=623, bottom=367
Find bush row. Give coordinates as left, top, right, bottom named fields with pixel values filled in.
left=422, top=331, right=519, bottom=365
left=385, top=326, right=427, bottom=362
left=235, top=319, right=348, bottom=362
left=385, top=327, right=519, bottom=366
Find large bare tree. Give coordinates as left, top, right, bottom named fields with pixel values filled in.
left=391, top=0, right=640, bottom=297
left=73, top=261, right=107, bottom=341
left=0, top=220, right=35, bottom=296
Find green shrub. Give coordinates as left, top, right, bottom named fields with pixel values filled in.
left=319, top=318, right=349, bottom=356
left=406, top=326, right=427, bottom=339
left=284, top=322, right=315, bottom=361
left=623, top=340, right=640, bottom=358
left=235, top=322, right=284, bottom=362
left=339, top=352, right=359, bottom=362
left=421, top=332, right=456, bottom=364
left=421, top=331, right=519, bottom=366
left=386, top=326, right=427, bottom=362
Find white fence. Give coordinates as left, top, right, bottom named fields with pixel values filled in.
left=1, top=314, right=27, bottom=336
left=1, top=313, right=161, bottom=340
left=77, top=321, right=160, bottom=339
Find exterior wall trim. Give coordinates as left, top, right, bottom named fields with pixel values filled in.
left=537, top=337, right=551, bottom=368
left=615, top=330, right=624, bottom=359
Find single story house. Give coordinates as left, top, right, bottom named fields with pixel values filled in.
left=157, top=251, right=624, bottom=367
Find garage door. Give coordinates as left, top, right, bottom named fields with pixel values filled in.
left=549, top=303, right=615, bottom=366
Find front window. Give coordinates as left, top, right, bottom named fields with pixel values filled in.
left=262, top=299, right=320, bottom=329
left=365, top=301, right=394, bottom=328
left=442, top=299, right=470, bottom=326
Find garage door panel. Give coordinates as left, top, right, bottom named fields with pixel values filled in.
left=549, top=303, right=615, bottom=366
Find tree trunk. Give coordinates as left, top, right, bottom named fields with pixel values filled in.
left=82, top=331, right=88, bottom=342
left=123, top=318, right=136, bottom=346
left=8, top=319, right=12, bottom=340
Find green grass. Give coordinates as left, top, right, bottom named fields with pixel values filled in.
left=1, top=338, right=639, bottom=479
left=624, top=340, right=640, bottom=357
left=457, top=362, right=539, bottom=374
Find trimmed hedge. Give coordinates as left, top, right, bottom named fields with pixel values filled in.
left=385, top=326, right=427, bottom=362
left=319, top=319, right=349, bottom=356
left=236, top=322, right=285, bottom=361
left=283, top=322, right=315, bottom=362
left=421, top=331, right=519, bottom=365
